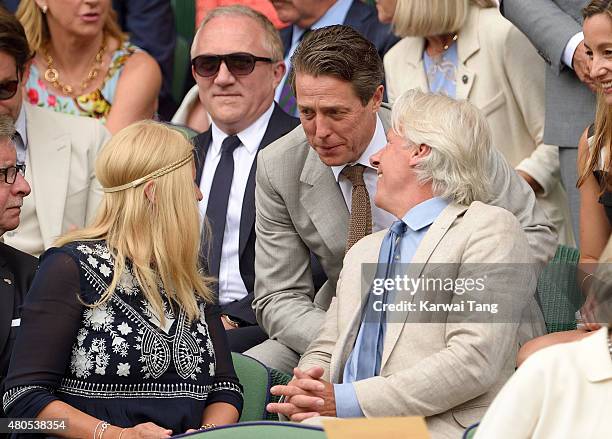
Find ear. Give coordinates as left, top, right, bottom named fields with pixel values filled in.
left=272, top=61, right=287, bottom=88
left=371, top=85, right=384, bottom=112
left=144, top=181, right=155, bottom=203
left=409, top=144, right=431, bottom=165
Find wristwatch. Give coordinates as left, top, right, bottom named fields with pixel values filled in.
left=221, top=314, right=240, bottom=328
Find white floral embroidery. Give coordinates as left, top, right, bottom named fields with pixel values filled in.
left=87, top=255, right=99, bottom=268
left=77, top=244, right=93, bottom=254
left=71, top=346, right=93, bottom=378
left=117, top=363, right=130, bottom=377
left=117, top=322, right=132, bottom=335
left=99, top=264, right=111, bottom=278
left=84, top=304, right=114, bottom=331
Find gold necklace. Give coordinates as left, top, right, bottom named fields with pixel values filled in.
left=43, top=35, right=106, bottom=96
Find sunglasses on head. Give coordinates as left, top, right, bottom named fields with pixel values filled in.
left=0, top=79, right=19, bottom=100
left=191, top=52, right=273, bottom=78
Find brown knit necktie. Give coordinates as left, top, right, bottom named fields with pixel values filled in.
left=341, top=164, right=372, bottom=252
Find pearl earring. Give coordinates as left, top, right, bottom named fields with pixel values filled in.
left=41, top=4, right=48, bottom=13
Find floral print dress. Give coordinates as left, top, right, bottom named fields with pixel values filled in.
left=2, top=241, right=243, bottom=437
left=24, top=41, right=138, bottom=123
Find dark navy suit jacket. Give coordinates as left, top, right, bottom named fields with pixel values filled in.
left=193, top=104, right=300, bottom=325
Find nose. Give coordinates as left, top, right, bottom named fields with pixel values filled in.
left=590, top=54, right=605, bottom=80
left=370, top=148, right=382, bottom=168
left=214, top=61, right=236, bottom=86
left=313, top=114, right=333, bottom=141
left=12, top=171, right=31, bottom=197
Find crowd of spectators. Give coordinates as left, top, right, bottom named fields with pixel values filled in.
left=0, top=1, right=611, bottom=438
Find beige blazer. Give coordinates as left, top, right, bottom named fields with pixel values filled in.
left=384, top=6, right=574, bottom=246
left=4, top=104, right=109, bottom=255
left=299, top=201, right=545, bottom=439
left=475, top=327, right=612, bottom=438
left=254, top=104, right=556, bottom=356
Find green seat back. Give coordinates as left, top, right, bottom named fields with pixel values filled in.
left=536, top=245, right=582, bottom=333
left=170, top=0, right=196, bottom=104
left=179, top=422, right=325, bottom=438
left=231, top=353, right=271, bottom=422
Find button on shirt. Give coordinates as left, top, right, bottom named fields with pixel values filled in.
left=334, top=197, right=450, bottom=418
left=198, top=103, right=274, bottom=305
left=332, top=115, right=396, bottom=232
left=274, top=0, right=353, bottom=103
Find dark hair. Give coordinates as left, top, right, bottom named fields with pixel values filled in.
left=289, top=25, right=384, bottom=106
left=0, top=6, right=33, bottom=77
left=583, top=0, right=612, bottom=18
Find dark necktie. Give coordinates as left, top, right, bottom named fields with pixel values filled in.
left=342, top=164, right=373, bottom=252
left=355, top=220, right=407, bottom=380
left=278, top=28, right=311, bottom=116
left=204, top=135, right=241, bottom=278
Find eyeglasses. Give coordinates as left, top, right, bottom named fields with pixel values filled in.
left=191, top=52, right=273, bottom=77
left=0, top=80, right=19, bottom=100
left=0, top=164, right=26, bottom=184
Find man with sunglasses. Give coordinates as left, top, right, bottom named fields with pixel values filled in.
left=0, top=114, right=37, bottom=418
left=0, top=9, right=110, bottom=257
left=191, top=6, right=300, bottom=352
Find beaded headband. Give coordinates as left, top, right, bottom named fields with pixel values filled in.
left=102, top=153, right=194, bottom=193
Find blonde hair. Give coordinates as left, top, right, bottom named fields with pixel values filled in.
left=56, top=121, right=213, bottom=322
left=192, top=5, right=283, bottom=62
left=16, top=0, right=125, bottom=53
left=392, top=0, right=496, bottom=37
left=392, top=90, right=492, bottom=205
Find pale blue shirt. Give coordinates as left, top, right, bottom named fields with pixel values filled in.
left=423, top=44, right=458, bottom=98
left=334, top=197, right=450, bottom=418
left=274, top=0, right=353, bottom=102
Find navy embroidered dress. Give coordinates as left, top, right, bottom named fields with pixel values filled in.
left=3, top=241, right=243, bottom=436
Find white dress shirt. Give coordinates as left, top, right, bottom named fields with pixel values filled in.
left=14, top=105, right=27, bottom=165
left=563, top=31, right=584, bottom=69
left=199, top=103, right=274, bottom=305
left=331, top=115, right=396, bottom=232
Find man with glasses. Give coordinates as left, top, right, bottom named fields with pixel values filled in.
left=0, top=114, right=36, bottom=418
left=0, top=9, right=110, bottom=257
left=191, top=5, right=299, bottom=352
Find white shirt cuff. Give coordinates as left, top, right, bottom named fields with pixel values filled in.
left=562, top=32, right=584, bottom=69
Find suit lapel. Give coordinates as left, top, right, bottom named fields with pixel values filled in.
left=238, top=105, right=298, bottom=257
left=344, top=0, right=369, bottom=28
left=456, top=8, right=480, bottom=101
left=25, top=105, right=71, bottom=246
left=394, top=38, right=429, bottom=96
left=193, top=129, right=212, bottom=186
left=300, top=148, right=349, bottom=257
left=380, top=203, right=468, bottom=369
left=0, top=254, right=14, bottom=356
left=280, top=26, right=293, bottom=58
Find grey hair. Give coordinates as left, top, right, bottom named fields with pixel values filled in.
left=391, top=90, right=492, bottom=205
left=0, top=114, right=16, bottom=144
left=191, top=5, right=284, bottom=62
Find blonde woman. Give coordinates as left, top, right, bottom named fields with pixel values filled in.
left=382, top=0, right=574, bottom=246
left=17, top=0, right=161, bottom=133
left=3, top=122, right=242, bottom=438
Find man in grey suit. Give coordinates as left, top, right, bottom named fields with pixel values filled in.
left=266, top=90, right=543, bottom=438
left=501, top=0, right=596, bottom=242
left=247, top=25, right=556, bottom=373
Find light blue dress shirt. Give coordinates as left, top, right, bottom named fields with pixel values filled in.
left=274, top=0, right=353, bottom=103
left=334, top=197, right=450, bottom=418
left=423, top=43, right=458, bottom=99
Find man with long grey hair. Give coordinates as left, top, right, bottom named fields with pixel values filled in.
left=268, top=90, right=544, bottom=438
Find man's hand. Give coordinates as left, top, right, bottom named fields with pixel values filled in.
left=516, top=170, right=543, bottom=194
left=267, top=367, right=337, bottom=421
left=573, top=41, right=596, bottom=92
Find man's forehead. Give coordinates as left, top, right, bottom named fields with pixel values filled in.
left=0, top=140, right=16, bottom=165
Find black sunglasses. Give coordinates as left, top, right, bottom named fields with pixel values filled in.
left=0, top=164, right=26, bottom=184
left=192, top=52, right=273, bottom=77
left=0, top=79, right=19, bottom=100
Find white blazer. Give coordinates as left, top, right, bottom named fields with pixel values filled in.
left=4, top=104, right=110, bottom=255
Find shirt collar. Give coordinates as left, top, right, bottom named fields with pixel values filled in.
left=209, top=102, right=275, bottom=156
left=331, top=115, right=386, bottom=181
left=291, top=0, right=353, bottom=47
left=402, top=197, right=450, bottom=232
left=15, top=104, right=27, bottom=150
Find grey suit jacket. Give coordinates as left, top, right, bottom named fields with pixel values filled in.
left=501, top=0, right=595, bottom=147
left=299, top=201, right=544, bottom=438
left=253, top=105, right=556, bottom=355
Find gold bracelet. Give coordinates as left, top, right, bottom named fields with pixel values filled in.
left=93, top=421, right=104, bottom=439
left=221, top=314, right=240, bottom=328
left=118, top=428, right=127, bottom=439
left=200, top=423, right=217, bottom=430
left=581, top=273, right=594, bottom=292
